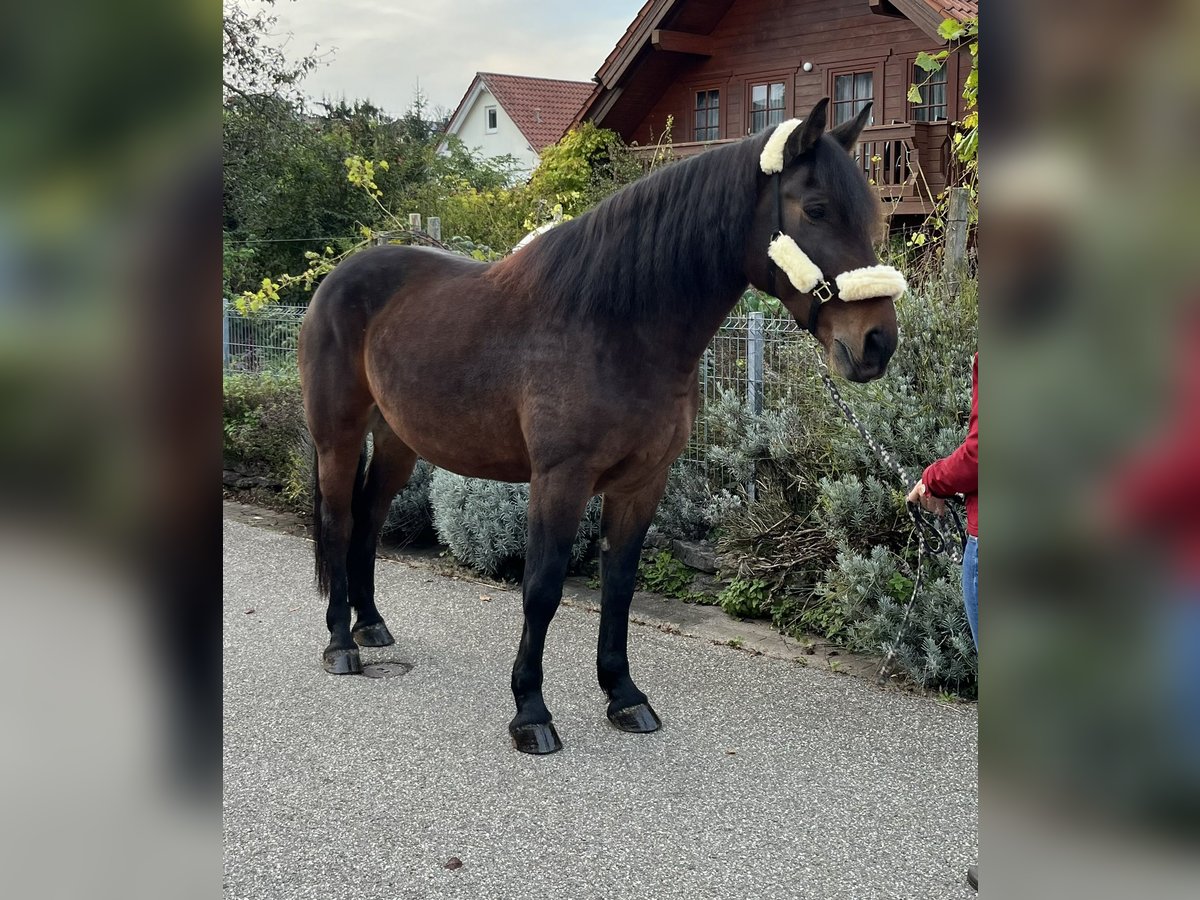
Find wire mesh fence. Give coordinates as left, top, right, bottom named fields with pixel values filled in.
left=222, top=302, right=306, bottom=374
left=222, top=303, right=813, bottom=462
left=685, top=312, right=809, bottom=464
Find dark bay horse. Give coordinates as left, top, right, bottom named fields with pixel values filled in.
left=299, top=98, right=901, bottom=754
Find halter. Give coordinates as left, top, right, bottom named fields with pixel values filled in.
left=759, top=118, right=907, bottom=333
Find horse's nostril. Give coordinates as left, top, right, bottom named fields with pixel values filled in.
left=863, top=327, right=894, bottom=365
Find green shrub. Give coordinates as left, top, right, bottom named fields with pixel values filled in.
left=223, top=371, right=305, bottom=481
left=281, top=428, right=314, bottom=512
left=717, top=577, right=771, bottom=618
left=428, top=470, right=602, bottom=578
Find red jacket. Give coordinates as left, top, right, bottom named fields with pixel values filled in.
left=923, top=353, right=978, bottom=537
left=1110, top=313, right=1200, bottom=583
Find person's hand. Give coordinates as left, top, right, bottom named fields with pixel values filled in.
left=906, top=480, right=946, bottom=515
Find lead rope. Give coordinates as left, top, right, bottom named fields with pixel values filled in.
left=812, top=354, right=967, bottom=683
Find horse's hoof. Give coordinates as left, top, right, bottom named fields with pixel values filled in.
left=352, top=621, right=395, bottom=647
left=322, top=647, right=363, bottom=675
left=608, top=702, right=661, bottom=733
left=510, top=722, right=563, bottom=755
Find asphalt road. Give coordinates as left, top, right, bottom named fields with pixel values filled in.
left=224, top=518, right=978, bottom=899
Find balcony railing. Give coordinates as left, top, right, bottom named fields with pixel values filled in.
left=853, top=123, right=919, bottom=202
left=630, top=122, right=943, bottom=213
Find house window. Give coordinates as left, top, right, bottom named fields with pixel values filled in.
left=832, top=71, right=875, bottom=126
left=749, top=81, right=786, bottom=133
left=485, top=106, right=498, bottom=133
left=694, top=89, right=720, bottom=141
left=910, top=60, right=948, bottom=122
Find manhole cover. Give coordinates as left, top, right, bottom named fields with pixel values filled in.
left=361, top=661, right=413, bottom=679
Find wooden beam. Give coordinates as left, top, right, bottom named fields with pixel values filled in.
left=868, top=0, right=905, bottom=18
left=650, top=29, right=713, bottom=57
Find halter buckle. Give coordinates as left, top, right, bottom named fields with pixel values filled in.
left=812, top=281, right=835, bottom=303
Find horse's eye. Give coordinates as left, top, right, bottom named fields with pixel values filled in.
left=805, top=205, right=826, bottom=221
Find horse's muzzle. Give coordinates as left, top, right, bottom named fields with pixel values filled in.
left=833, top=333, right=893, bottom=383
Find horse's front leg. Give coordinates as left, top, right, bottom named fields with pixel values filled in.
left=597, top=477, right=667, bottom=733
left=509, top=468, right=593, bottom=755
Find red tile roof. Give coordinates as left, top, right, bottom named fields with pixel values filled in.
left=926, top=0, right=978, bottom=22
left=474, top=73, right=596, bottom=152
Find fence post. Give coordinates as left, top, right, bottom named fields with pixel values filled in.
left=408, top=213, right=422, bottom=232
left=222, top=297, right=230, bottom=369
left=942, top=186, right=971, bottom=286
left=427, top=216, right=441, bottom=242
left=747, top=311, right=764, bottom=415
left=746, top=311, right=764, bottom=503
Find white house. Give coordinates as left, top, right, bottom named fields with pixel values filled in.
left=439, top=72, right=596, bottom=177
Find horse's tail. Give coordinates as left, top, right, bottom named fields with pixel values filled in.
left=312, top=442, right=369, bottom=597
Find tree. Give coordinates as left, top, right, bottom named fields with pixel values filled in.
left=222, top=1, right=322, bottom=106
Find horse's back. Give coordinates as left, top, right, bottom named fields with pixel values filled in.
left=303, top=245, right=484, bottom=349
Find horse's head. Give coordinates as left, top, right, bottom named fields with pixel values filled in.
left=746, top=98, right=904, bottom=383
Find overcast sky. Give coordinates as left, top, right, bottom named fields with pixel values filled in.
left=251, top=0, right=647, bottom=117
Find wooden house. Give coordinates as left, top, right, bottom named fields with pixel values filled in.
left=572, top=0, right=977, bottom=216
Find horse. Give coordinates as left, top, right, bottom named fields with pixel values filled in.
left=298, top=98, right=905, bottom=754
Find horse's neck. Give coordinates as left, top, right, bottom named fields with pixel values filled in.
left=648, top=282, right=748, bottom=381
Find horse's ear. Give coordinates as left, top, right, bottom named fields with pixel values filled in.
left=783, top=98, right=829, bottom=167
left=829, top=101, right=873, bottom=152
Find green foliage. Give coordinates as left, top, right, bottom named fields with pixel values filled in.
left=223, top=233, right=258, bottom=298
left=527, top=122, right=643, bottom=219
left=428, top=470, right=601, bottom=578
left=281, top=431, right=314, bottom=513
left=637, top=551, right=694, bottom=598
left=226, top=74, right=647, bottom=311
left=717, top=577, right=771, bottom=618
left=732, top=288, right=784, bottom=317
left=222, top=370, right=305, bottom=480
left=905, top=15, right=978, bottom=251
left=223, top=97, right=417, bottom=300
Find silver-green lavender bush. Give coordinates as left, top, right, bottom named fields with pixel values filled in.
left=382, top=459, right=434, bottom=539
left=701, top=278, right=977, bottom=693
left=428, top=469, right=602, bottom=577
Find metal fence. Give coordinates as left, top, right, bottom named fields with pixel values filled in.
left=222, top=301, right=306, bottom=373
left=222, top=304, right=811, bottom=461
left=686, top=312, right=809, bottom=464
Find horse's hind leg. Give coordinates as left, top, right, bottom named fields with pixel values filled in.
left=347, top=419, right=417, bottom=647
left=509, top=468, right=594, bottom=754
left=596, top=477, right=668, bottom=733
left=311, top=424, right=371, bottom=675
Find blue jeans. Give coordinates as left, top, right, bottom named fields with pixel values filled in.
left=961, top=535, right=978, bottom=650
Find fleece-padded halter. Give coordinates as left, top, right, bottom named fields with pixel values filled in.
left=759, top=119, right=907, bottom=332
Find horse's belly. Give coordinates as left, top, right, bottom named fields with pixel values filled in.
left=376, top=393, right=532, bottom=482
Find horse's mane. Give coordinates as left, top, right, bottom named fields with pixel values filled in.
left=490, top=134, right=767, bottom=322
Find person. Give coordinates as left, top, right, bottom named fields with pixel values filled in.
left=906, top=352, right=978, bottom=891
left=1107, top=310, right=1200, bottom=791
